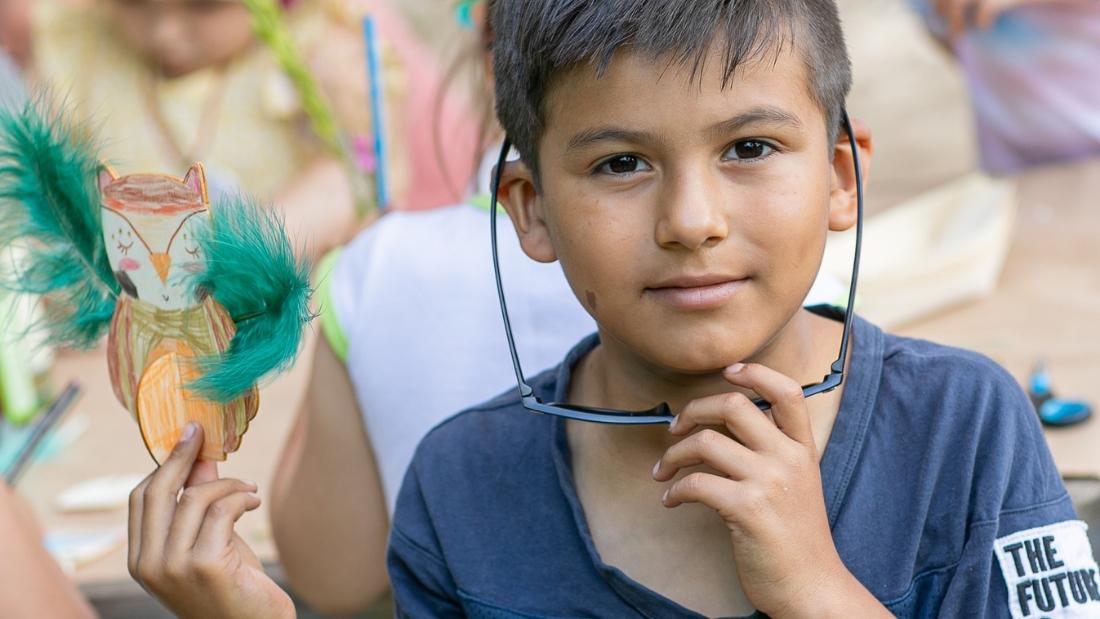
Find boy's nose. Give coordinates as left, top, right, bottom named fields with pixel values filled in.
left=654, top=172, right=729, bottom=251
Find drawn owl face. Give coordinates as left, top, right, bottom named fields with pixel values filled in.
left=99, top=164, right=210, bottom=311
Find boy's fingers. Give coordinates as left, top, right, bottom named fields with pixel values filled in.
left=193, top=492, right=262, bottom=559
left=661, top=472, right=737, bottom=511
left=139, top=423, right=203, bottom=566
left=654, top=429, right=759, bottom=482
left=723, top=364, right=814, bottom=448
left=673, top=391, right=776, bottom=450
left=127, top=475, right=153, bottom=575
left=165, top=479, right=259, bottom=560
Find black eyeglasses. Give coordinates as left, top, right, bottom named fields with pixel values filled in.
left=490, top=110, right=864, bottom=424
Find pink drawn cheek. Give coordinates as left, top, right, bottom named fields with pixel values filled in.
left=120, top=258, right=141, bottom=271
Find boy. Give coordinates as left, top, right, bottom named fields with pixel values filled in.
left=385, top=1, right=1097, bottom=617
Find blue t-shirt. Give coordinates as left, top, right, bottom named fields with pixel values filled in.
left=388, top=314, right=1098, bottom=618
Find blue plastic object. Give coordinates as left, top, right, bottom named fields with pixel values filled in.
left=1028, top=361, right=1093, bottom=427
left=1038, top=399, right=1093, bottom=427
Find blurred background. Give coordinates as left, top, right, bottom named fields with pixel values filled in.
left=0, top=0, right=1097, bottom=616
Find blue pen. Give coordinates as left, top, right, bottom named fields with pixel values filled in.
left=362, top=16, right=389, bottom=211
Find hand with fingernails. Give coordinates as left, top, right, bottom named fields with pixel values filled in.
left=652, top=363, right=890, bottom=617
left=128, top=423, right=295, bottom=619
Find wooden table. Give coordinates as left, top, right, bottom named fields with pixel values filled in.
left=897, top=157, right=1100, bottom=479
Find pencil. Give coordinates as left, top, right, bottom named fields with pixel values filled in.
left=3, top=382, right=81, bottom=486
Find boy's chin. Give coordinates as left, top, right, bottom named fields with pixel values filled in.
left=617, top=328, right=765, bottom=376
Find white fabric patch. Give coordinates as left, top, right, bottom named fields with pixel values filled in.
left=995, top=520, right=1100, bottom=618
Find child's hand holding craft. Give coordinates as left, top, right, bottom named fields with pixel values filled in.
left=652, top=363, right=890, bottom=618
left=128, top=423, right=295, bottom=619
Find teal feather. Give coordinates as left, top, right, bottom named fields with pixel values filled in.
left=188, top=193, right=313, bottom=402
left=0, top=101, right=119, bottom=348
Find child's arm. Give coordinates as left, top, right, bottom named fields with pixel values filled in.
left=653, top=363, right=892, bottom=617
left=128, top=424, right=295, bottom=619
left=0, top=482, right=97, bottom=619
left=274, top=156, right=362, bottom=262
left=269, top=335, right=392, bottom=614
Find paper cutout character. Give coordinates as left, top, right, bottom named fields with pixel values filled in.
left=99, top=164, right=259, bottom=463
left=0, top=103, right=311, bottom=464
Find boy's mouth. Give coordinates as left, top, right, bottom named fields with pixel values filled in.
left=644, top=274, right=749, bottom=311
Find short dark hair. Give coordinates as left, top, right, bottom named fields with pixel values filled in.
left=490, top=0, right=852, bottom=181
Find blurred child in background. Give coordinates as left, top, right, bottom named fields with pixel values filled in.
left=912, top=0, right=1100, bottom=173
left=266, top=1, right=599, bottom=611
left=28, top=0, right=457, bottom=258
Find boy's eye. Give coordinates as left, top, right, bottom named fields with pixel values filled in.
left=724, top=140, right=775, bottom=161
left=596, top=155, right=652, bottom=176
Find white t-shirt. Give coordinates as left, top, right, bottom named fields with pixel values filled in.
left=328, top=204, right=596, bottom=513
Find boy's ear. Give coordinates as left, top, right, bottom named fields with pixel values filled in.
left=828, top=117, right=873, bottom=232
left=495, top=159, right=557, bottom=263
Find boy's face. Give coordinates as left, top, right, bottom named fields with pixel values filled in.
left=500, top=44, right=869, bottom=373
left=106, top=0, right=254, bottom=78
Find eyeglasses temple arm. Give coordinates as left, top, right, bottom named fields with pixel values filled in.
left=831, top=110, right=863, bottom=377
left=489, top=140, right=534, bottom=398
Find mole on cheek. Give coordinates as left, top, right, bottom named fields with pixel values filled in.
left=585, top=290, right=598, bottom=311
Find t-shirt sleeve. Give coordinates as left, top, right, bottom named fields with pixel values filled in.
left=314, top=247, right=349, bottom=361
left=315, top=218, right=391, bottom=364
left=387, top=460, right=464, bottom=617
left=936, top=370, right=1099, bottom=618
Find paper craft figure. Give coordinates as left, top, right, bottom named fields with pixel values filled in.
left=0, top=102, right=312, bottom=463
left=99, top=164, right=260, bottom=462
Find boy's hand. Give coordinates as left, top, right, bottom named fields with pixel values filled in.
left=653, top=364, right=888, bottom=617
left=128, top=423, right=295, bottom=619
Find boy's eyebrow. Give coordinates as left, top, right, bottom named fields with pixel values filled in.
left=705, top=106, right=804, bottom=138
left=566, top=127, right=654, bottom=153
left=565, top=106, right=804, bottom=153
